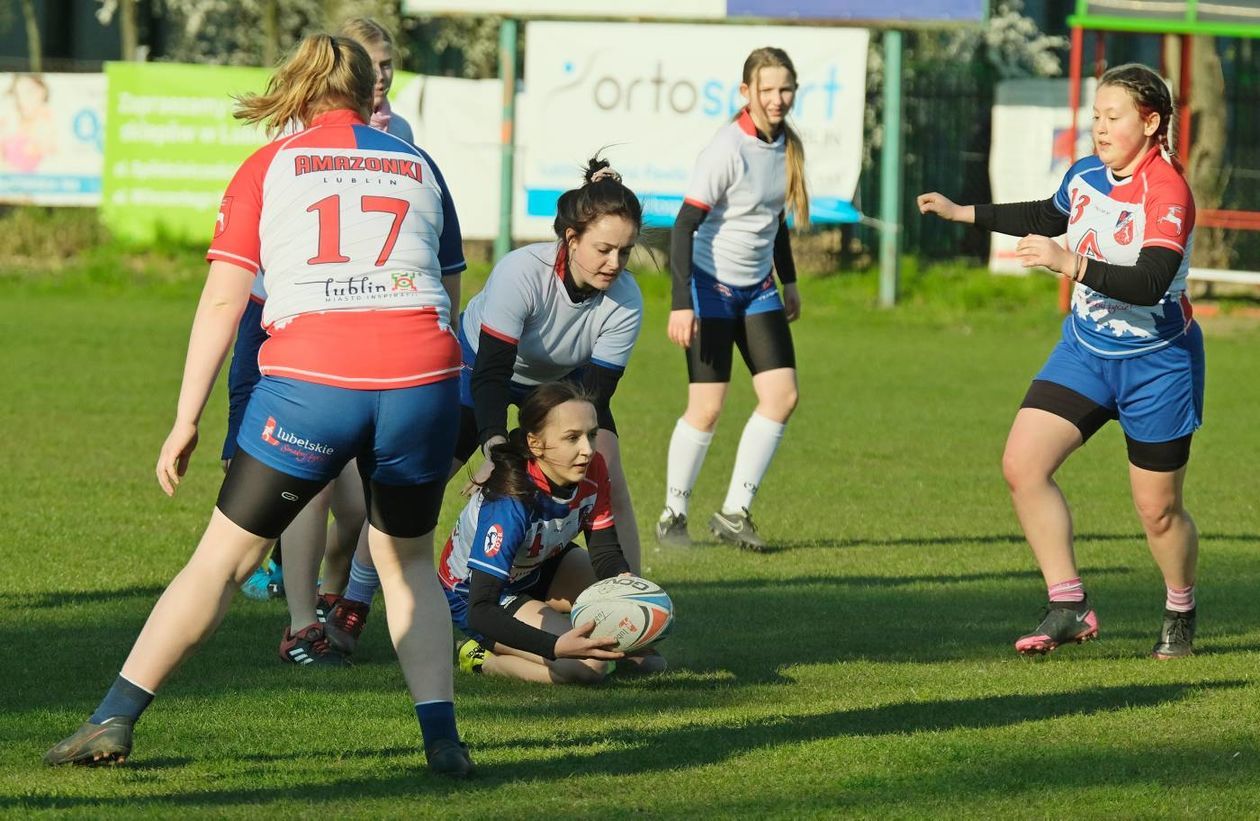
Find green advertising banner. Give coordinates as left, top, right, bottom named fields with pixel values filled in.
left=102, top=62, right=270, bottom=244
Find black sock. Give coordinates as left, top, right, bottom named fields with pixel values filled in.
left=89, top=675, right=154, bottom=724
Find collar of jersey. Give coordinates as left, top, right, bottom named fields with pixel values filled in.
left=309, top=109, right=368, bottom=128
left=1105, top=145, right=1160, bottom=187
left=736, top=107, right=784, bottom=146
left=527, top=459, right=578, bottom=501
left=552, top=242, right=601, bottom=306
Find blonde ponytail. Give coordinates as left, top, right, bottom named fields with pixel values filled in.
left=233, top=34, right=375, bottom=137
left=783, top=122, right=809, bottom=226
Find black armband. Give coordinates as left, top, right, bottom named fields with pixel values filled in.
left=471, top=331, right=518, bottom=446
left=586, top=525, right=631, bottom=580
left=974, top=198, right=1068, bottom=238
left=467, top=569, right=559, bottom=659
left=671, top=202, right=709, bottom=310
left=1078, top=246, right=1183, bottom=307
left=773, top=216, right=797, bottom=285
left=581, top=364, right=624, bottom=434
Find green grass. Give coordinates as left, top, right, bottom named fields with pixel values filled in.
left=2, top=264, right=1260, bottom=818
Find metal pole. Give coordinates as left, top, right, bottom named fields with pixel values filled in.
left=878, top=29, right=902, bottom=308
left=1060, top=25, right=1085, bottom=313
left=495, top=18, right=518, bottom=261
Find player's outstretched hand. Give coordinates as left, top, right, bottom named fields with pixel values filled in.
left=157, top=420, right=199, bottom=496
left=1015, top=234, right=1073, bottom=274
left=783, top=282, right=801, bottom=322
left=555, top=620, right=625, bottom=661
left=916, top=192, right=962, bottom=222
left=668, top=309, right=697, bottom=348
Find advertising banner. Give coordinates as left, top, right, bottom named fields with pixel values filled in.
left=394, top=74, right=504, bottom=241
left=988, top=78, right=1096, bottom=274
left=404, top=0, right=984, bottom=22
left=0, top=73, right=106, bottom=206
left=102, top=62, right=270, bottom=244
left=517, top=21, right=868, bottom=237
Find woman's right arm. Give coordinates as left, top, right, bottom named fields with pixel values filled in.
left=668, top=203, right=708, bottom=348
left=466, top=569, right=622, bottom=660
left=917, top=193, right=1068, bottom=238
left=157, top=259, right=255, bottom=495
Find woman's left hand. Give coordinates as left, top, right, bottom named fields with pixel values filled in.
left=783, top=282, right=801, bottom=322
left=1015, top=234, right=1073, bottom=275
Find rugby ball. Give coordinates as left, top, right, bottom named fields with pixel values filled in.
left=570, top=576, right=674, bottom=653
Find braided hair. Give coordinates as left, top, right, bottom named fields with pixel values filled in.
left=1098, top=63, right=1182, bottom=173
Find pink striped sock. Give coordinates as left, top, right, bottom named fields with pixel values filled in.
left=1048, top=577, right=1085, bottom=603
left=1166, top=584, right=1195, bottom=612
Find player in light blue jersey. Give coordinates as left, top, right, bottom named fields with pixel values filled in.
left=659, top=47, right=807, bottom=552
left=327, top=158, right=648, bottom=655
left=919, top=64, right=1203, bottom=660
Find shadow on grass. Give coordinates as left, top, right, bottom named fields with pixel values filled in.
left=15, top=585, right=168, bottom=609
left=768, top=531, right=1260, bottom=551
left=6, top=680, right=1246, bottom=811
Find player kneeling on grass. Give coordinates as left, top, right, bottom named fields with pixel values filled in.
left=441, top=381, right=667, bottom=684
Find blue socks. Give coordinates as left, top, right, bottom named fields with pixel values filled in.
left=343, top=555, right=381, bottom=606
left=89, top=675, right=154, bottom=725
left=414, top=700, right=459, bottom=749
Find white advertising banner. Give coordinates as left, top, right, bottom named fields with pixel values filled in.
left=989, top=78, right=1096, bottom=274
left=517, top=21, right=868, bottom=238
left=395, top=75, right=504, bottom=241
left=0, top=73, right=105, bottom=206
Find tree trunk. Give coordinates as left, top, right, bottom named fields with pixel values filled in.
left=20, top=0, right=41, bottom=73
left=262, top=0, right=279, bottom=68
left=120, top=0, right=139, bottom=60
left=1167, top=35, right=1231, bottom=269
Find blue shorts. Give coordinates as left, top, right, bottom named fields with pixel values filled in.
left=236, top=376, right=459, bottom=484
left=1035, top=317, right=1204, bottom=443
left=691, top=267, right=783, bottom=320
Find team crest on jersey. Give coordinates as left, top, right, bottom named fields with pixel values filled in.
left=715, top=282, right=734, bottom=298
left=1156, top=205, right=1186, bottom=238
left=1113, top=210, right=1135, bottom=245
left=215, top=197, right=232, bottom=238
left=483, top=524, right=504, bottom=558
left=391, top=273, right=417, bottom=292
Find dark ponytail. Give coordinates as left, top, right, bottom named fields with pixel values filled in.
left=1098, top=63, right=1182, bottom=174
left=552, top=155, right=643, bottom=242
left=478, top=381, right=598, bottom=501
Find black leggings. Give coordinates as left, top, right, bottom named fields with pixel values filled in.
left=217, top=451, right=445, bottom=539
left=1021, top=380, right=1193, bottom=472
left=686, top=309, right=795, bottom=384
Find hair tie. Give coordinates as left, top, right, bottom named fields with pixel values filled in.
left=590, top=167, right=621, bottom=184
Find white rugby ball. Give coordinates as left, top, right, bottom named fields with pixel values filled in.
left=570, top=575, right=674, bottom=653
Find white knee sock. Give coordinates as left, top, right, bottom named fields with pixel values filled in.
left=722, top=413, right=786, bottom=514
left=664, top=418, right=714, bottom=518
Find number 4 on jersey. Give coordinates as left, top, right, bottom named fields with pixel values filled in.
left=306, top=194, right=410, bottom=266
left=1075, top=228, right=1104, bottom=262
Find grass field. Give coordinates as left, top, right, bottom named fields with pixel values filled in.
left=2, top=262, right=1259, bottom=818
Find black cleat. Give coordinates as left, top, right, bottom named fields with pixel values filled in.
left=708, top=508, right=766, bottom=551
left=279, top=623, right=352, bottom=667
left=44, top=718, right=133, bottom=766
left=1153, top=608, right=1196, bottom=660
left=1015, top=602, right=1099, bottom=655
left=425, top=738, right=476, bottom=778
left=655, top=511, right=691, bottom=548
